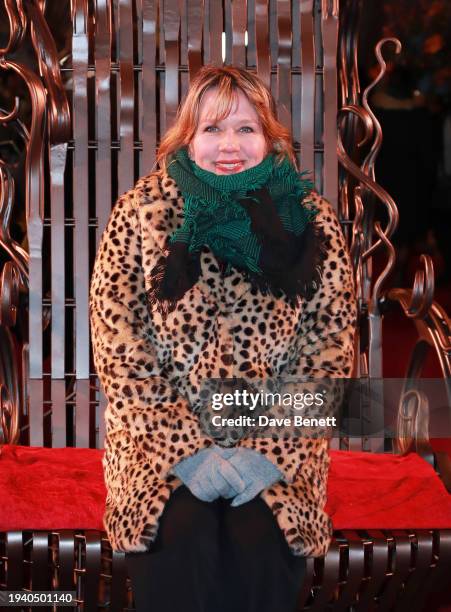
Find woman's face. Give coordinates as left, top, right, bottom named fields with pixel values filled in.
left=189, top=87, right=267, bottom=174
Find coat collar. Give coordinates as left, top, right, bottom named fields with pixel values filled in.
left=135, top=171, right=254, bottom=309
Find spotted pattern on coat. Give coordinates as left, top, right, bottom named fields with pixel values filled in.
left=89, top=170, right=357, bottom=557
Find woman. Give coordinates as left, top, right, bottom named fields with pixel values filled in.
left=89, top=65, right=356, bottom=612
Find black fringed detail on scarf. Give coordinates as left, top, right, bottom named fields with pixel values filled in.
left=236, top=222, right=328, bottom=306
left=147, top=242, right=201, bottom=319
left=237, top=188, right=328, bottom=304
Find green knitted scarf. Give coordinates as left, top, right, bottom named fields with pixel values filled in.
left=166, top=147, right=317, bottom=275
left=147, top=147, right=327, bottom=319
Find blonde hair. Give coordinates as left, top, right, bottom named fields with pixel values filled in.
left=154, top=65, right=296, bottom=175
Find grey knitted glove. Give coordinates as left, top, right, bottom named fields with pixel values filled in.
left=215, top=446, right=282, bottom=506
left=170, top=446, right=245, bottom=502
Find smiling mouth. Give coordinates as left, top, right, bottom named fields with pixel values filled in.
left=215, top=161, right=245, bottom=171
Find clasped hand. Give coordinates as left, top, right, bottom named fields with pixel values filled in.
left=171, top=446, right=244, bottom=502
left=171, top=445, right=282, bottom=506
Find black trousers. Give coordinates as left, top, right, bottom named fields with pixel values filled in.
left=125, top=485, right=306, bottom=612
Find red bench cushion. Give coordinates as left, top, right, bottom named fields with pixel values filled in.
left=0, top=444, right=450, bottom=531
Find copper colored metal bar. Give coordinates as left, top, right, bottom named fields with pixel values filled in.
left=31, top=532, right=49, bottom=590
left=187, top=0, right=203, bottom=80
left=224, top=0, right=232, bottom=65
left=337, top=107, right=399, bottom=262
left=394, top=532, right=434, bottom=612
left=75, top=378, right=89, bottom=448
left=72, top=0, right=90, bottom=385
left=377, top=531, right=412, bottom=610
left=179, top=0, right=188, bottom=69
left=117, top=0, right=135, bottom=195
left=5, top=531, right=23, bottom=590
left=276, top=0, right=291, bottom=130
left=246, top=0, right=256, bottom=68
left=49, top=143, right=67, bottom=448
left=389, top=255, right=435, bottom=321
left=51, top=380, right=66, bottom=447
left=163, top=0, right=180, bottom=130
left=356, top=531, right=391, bottom=612
left=338, top=0, right=360, bottom=108
left=361, top=38, right=401, bottom=182
left=110, top=551, right=128, bottom=611
left=334, top=531, right=366, bottom=610
left=300, top=0, right=315, bottom=176
left=421, top=531, right=451, bottom=609
left=309, top=538, right=340, bottom=609
left=231, top=0, right=246, bottom=67
left=296, top=555, right=315, bottom=608
left=98, top=392, right=107, bottom=449
left=207, top=0, right=223, bottom=66
left=94, top=0, right=113, bottom=241
left=84, top=531, right=102, bottom=609
left=28, top=378, right=43, bottom=446
left=57, top=531, right=76, bottom=591
left=255, top=0, right=270, bottom=88
left=290, top=2, right=301, bottom=157
left=321, top=1, right=338, bottom=209
left=367, top=224, right=394, bottom=389
left=141, top=0, right=157, bottom=175
left=69, top=0, right=92, bottom=459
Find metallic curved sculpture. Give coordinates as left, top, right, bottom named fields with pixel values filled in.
left=0, top=0, right=70, bottom=444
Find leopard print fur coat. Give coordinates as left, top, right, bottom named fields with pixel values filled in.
left=89, top=170, right=357, bottom=558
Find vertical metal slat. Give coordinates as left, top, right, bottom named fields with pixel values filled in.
left=321, top=0, right=339, bottom=209
left=141, top=0, right=157, bottom=175
left=5, top=532, right=24, bottom=591
left=163, top=0, right=180, bottom=130
left=72, top=0, right=91, bottom=449
left=49, top=143, right=67, bottom=444
left=31, top=532, right=49, bottom=591
left=255, top=0, right=270, bottom=88
left=276, top=0, right=291, bottom=130
left=300, top=0, right=315, bottom=176
left=231, top=0, right=246, bottom=67
left=117, top=0, right=135, bottom=196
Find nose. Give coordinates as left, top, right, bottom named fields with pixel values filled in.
left=218, top=129, right=240, bottom=152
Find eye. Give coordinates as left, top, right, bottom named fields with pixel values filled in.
left=204, top=125, right=219, bottom=132
left=240, top=126, right=254, bottom=133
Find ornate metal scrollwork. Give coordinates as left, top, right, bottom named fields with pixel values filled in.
left=395, top=388, right=432, bottom=461
left=25, top=0, right=71, bottom=144
left=0, top=382, right=19, bottom=444
left=0, top=0, right=70, bottom=444
left=0, top=0, right=27, bottom=56
left=337, top=39, right=401, bottom=311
